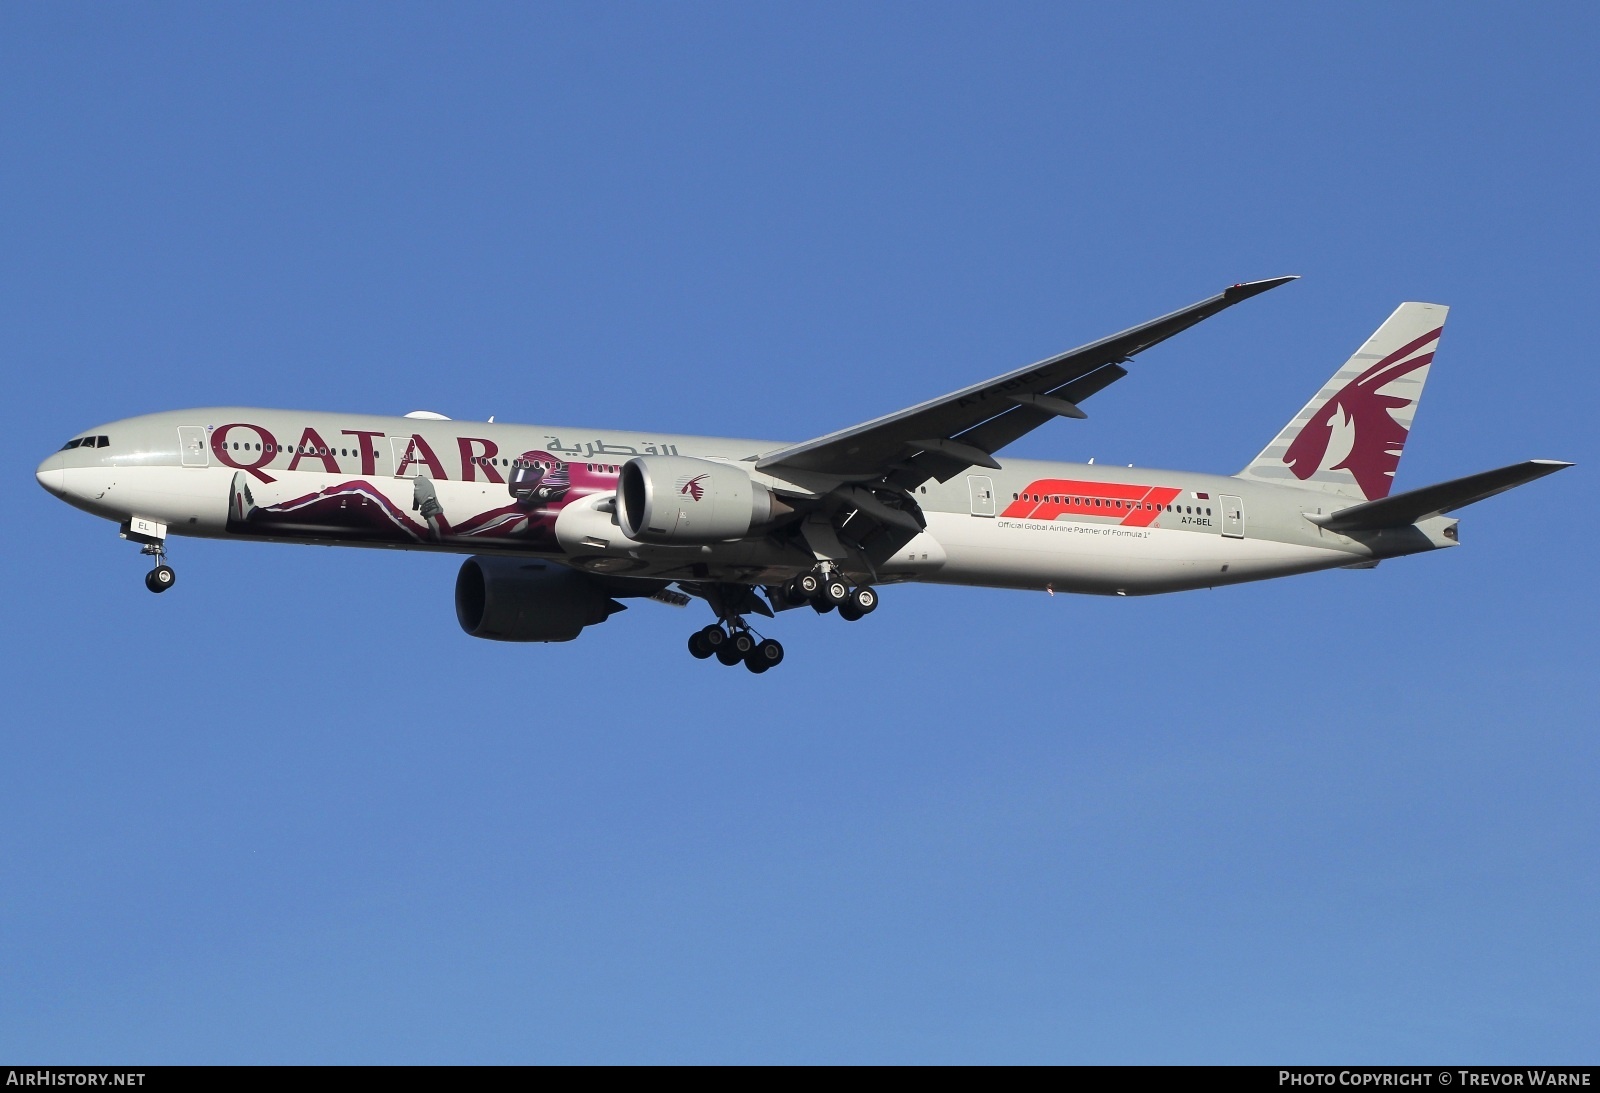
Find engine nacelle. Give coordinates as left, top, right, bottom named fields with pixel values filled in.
left=455, top=556, right=624, bottom=642
left=616, top=455, right=787, bottom=544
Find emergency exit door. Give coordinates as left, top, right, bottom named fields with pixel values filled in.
left=967, top=475, right=996, bottom=517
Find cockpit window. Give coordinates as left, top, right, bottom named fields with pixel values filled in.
left=96, top=436, right=109, bottom=448
left=59, top=435, right=109, bottom=450
left=61, top=438, right=82, bottom=450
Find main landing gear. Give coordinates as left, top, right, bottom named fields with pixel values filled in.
left=682, top=568, right=877, bottom=674
left=783, top=569, right=877, bottom=621
left=688, top=622, right=784, bottom=674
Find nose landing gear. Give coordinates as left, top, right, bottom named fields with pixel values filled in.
left=143, top=554, right=176, bottom=594
left=121, top=517, right=175, bottom=594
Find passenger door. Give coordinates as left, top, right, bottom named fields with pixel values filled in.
left=967, top=475, right=996, bottom=517
left=177, top=426, right=208, bottom=467
left=390, top=436, right=435, bottom=478
left=1220, top=494, right=1245, bottom=538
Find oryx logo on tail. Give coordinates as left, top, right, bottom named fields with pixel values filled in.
left=1282, top=326, right=1441, bottom=500
left=1238, top=302, right=1448, bottom=500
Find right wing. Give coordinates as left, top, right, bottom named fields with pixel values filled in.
left=757, top=276, right=1297, bottom=487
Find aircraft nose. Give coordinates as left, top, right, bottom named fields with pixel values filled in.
left=36, top=452, right=66, bottom=497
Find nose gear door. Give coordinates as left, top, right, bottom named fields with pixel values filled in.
left=967, top=475, right=995, bottom=517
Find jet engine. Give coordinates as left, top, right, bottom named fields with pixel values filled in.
left=616, top=455, right=790, bottom=545
left=455, top=556, right=625, bottom=642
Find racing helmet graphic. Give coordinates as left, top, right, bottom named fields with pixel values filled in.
left=508, top=453, right=570, bottom=505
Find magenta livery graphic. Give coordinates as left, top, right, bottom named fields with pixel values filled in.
left=1282, top=325, right=1443, bottom=500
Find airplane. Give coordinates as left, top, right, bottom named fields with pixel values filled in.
left=34, top=276, right=1571, bottom=673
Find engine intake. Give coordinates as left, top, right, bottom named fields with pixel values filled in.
left=617, top=455, right=788, bottom=544
left=455, top=557, right=624, bottom=642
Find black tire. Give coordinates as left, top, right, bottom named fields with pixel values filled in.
left=145, top=566, right=175, bottom=594
left=715, top=644, right=743, bottom=666
left=688, top=632, right=713, bottom=659
left=700, top=624, right=727, bottom=648
left=848, top=586, right=877, bottom=614
left=784, top=577, right=812, bottom=606
left=744, top=657, right=769, bottom=674
left=796, top=572, right=821, bottom=598
left=821, top=578, right=849, bottom=606
left=730, top=631, right=756, bottom=656
left=811, top=599, right=834, bottom=614
left=751, top=639, right=784, bottom=669
left=838, top=601, right=863, bottom=622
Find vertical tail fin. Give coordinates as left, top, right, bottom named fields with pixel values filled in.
left=1238, top=302, right=1448, bottom=500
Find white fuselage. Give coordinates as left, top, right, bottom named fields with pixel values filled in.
left=36, top=407, right=1454, bottom=598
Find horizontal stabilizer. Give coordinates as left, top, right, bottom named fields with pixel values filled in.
left=1309, top=459, right=1572, bottom=532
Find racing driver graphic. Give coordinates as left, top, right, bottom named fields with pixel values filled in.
left=225, top=450, right=616, bottom=552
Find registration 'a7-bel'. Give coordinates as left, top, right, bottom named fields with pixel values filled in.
left=37, top=278, right=1571, bottom=673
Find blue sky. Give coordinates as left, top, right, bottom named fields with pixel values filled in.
left=3, top=3, right=1595, bottom=1063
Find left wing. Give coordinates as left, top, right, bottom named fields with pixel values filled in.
left=757, top=276, right=1296, bottom=487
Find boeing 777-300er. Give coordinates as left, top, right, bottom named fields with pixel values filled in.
left=36, top=277, right=1571, bottom=672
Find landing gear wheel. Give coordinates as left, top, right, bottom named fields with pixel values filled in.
left=730, top=631, right=756, bottom=657
left=784, top=572, right=812, bottom=608
left=145, top=565, right=175, bottom=594
left=688, top=631, right=714, bottom=659
left=811, top=599, right=835, bottom=615
left=699, top=624, right=727, bottom=649
left=715, top=643, right=744, bottom=666
left=744, top=639, right=784, bottom=673
left=838, top=601, right=863, bottom=622
left=848, top=586, right=877, bottom=614
left=820, top=577, right=849, bottom=606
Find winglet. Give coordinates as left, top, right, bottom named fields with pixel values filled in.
left=1224, top=275, right=1299, bottom=302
